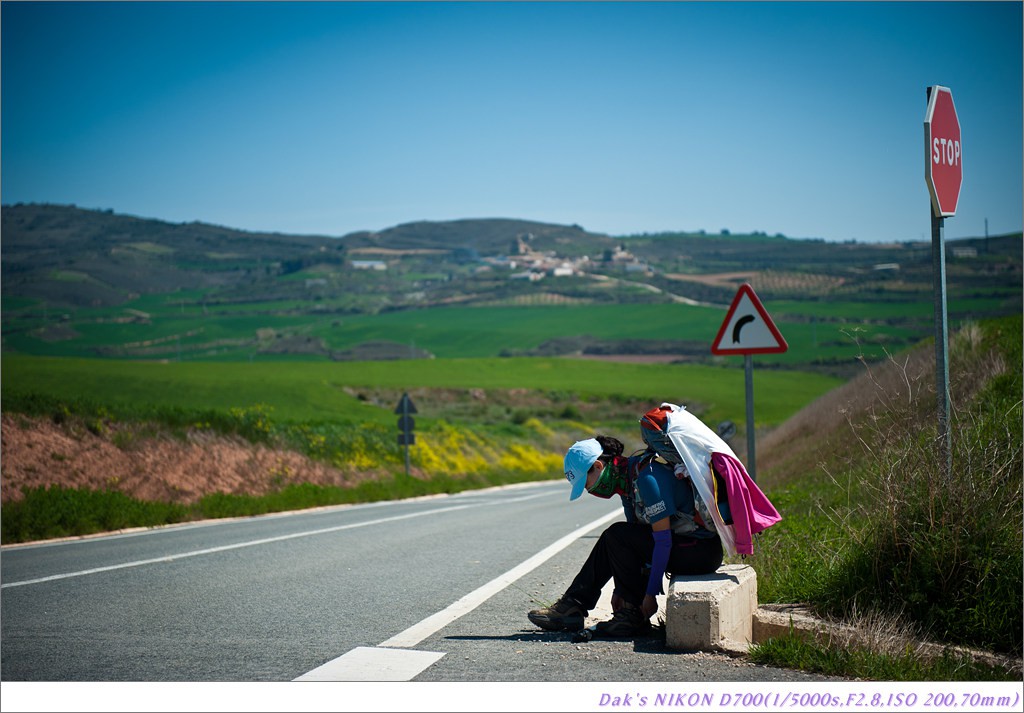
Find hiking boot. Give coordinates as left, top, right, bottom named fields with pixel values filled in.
left=593, top=601, right=651, bottom=637
left=528, top=596, right=587, bottom=631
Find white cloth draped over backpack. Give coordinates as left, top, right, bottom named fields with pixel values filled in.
left=659, top=402, right=781, bottom=557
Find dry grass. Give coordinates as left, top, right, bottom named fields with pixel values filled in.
left=758, top=321, right=1007, bottom=491
left=753, top=318, right=1022, bottom=660
left=757, top=337, right=931, bottom=490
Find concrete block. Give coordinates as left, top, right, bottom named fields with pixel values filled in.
left=753, top=604, right=842, bottom=645
left=665, top=564, right=757, bottom=653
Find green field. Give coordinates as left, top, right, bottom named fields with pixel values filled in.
left=6, top=294, right=1014, bottom=367
left=1, top=353, right=843, bottom=429
left=1, top=350, right=846, bottom=551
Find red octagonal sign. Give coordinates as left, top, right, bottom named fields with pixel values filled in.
left=924, top=85, right=962, bottom=217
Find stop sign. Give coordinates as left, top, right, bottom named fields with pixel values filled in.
left=924, top=85, right=962, bottom=217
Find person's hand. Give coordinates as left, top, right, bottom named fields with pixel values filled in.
left=641, top=594, right=658, bottom=619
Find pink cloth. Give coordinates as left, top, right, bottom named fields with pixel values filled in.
left=711, top=452, right=782, bottom=556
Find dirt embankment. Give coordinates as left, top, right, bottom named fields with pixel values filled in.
left=0, top=414, right=373, bottom=506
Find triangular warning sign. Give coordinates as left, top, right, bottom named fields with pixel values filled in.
left=394, top=392, right=418, bottom=414
left=711, top=284, right=788, bottom=355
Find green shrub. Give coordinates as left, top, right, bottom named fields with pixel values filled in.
left=749, top=633, right=1019, bottom=681
left=1, top=486, right=188, bottom=542
left=845, top=319, right=1021, bottom=654
left=281, top=421, right=398, bottom=468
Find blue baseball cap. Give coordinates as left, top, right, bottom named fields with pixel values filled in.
left=564, top=438, right=602, bottom=501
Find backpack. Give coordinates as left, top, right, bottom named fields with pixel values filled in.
left=638, top=404, right=733, bottom=528
left=639, top=404, right=682, bottom=465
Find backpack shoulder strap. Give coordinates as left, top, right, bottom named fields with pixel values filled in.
left=628, top=448, right=656, bottom=476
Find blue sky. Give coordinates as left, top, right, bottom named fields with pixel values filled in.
left=2, top=1, right=1021, bottom=243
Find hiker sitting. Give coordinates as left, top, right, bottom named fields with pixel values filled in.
left=527, top=435, right=723, bottom=637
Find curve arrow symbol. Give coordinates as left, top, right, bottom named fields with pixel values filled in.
left=732, top=314, right=755, bottom=344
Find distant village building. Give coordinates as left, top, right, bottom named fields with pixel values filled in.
left=494, top=245, right=597, bottom=283
left=610, top=245, right=634, bottom=262
left=952, top=246, right=977, bottom=258
left=351, top=260, right=387, bottom=271
left=484, top=256, right=517, bottom=270
left=511, top=233, right=534, bottom=255
left=122, top=308, right=152, bottom=324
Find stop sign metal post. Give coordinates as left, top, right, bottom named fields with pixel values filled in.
left=924, top=85, right=962, bottom=476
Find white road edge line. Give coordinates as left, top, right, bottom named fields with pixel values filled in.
left=294, top=507, right=622, bottom=681
left=0, top=504, right=472, bottom=589
left=2, top=488, right=560, bottom=588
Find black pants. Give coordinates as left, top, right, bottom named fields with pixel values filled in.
left=564, top=521, right=723, bottom=611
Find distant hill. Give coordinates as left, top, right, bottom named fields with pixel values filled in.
left=1, top=203, right=346, bottom=308
left=2, top=203, right=1020, bottom=366
left=0, top=204, right=617, bottom=308
left=2, top=202, right=1020, bottom=315
left=341, top=217, right=610, bottom=257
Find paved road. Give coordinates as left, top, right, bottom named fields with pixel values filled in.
left=2, top=481, right=847, bottom=709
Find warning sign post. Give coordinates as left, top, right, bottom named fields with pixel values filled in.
left=710, top=284, right=787, bottom=481
left=395, top=392, right=417, bottom=477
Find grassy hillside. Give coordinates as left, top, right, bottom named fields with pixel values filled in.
left=3, top=204, right=1019, bottom=374
left=1, top=203, right=344, bottom=307
left=753, top=314, right=1023, bottom=658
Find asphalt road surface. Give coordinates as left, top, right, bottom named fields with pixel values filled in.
left=2, top=480, right=852, bottom=710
